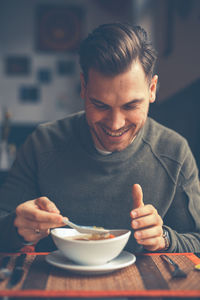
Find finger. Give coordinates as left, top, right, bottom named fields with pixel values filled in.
left=134, top=226, right=163, bottom=240
left=131, top=212, right=163, bottom=230
left=18, top=227, right=50, bottom=243
left=35, top=197, right=60, bottom=213
left=14, top=216, right=65, bottom=231
left=136, top=236, right=165, bottom=252
left=130, top=204, right=157, bottom=219
left=16, top=200, right=63, bottom=222
left=132, top=184, right=144, bottom=209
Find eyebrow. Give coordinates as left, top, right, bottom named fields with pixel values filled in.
left=90, top=97, right=145, bottom=106
left=123, top=98, right=145, bottom=105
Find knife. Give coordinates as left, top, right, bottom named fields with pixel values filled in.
left=160, top=254, right=187, bottom=278
left=0, top=256, right=11, bottom=281
left=6, top=254, right=26, bottom=288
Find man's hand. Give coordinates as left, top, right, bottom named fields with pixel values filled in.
left=130, top=184, right=165, bottom=251
left=14, top=197, right=66, bottom=244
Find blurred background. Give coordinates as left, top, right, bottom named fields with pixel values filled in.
left=0, top=0, right=199, bottom=179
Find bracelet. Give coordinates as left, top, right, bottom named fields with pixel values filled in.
left=162, top=228, right=170, bottom=251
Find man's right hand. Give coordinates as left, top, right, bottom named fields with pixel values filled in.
left=14, top=197, right=66, bottom=244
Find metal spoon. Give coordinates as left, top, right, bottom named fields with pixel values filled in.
left=63, top=218, right=109, bottom=235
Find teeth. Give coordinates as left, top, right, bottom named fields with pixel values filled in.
left=102, top=127, right=128, bottom=137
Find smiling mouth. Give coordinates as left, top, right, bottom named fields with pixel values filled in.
left=101, top=126, right=131, bottom=137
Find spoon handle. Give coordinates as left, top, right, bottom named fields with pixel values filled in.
left=63, top=219, right=79, bottom=230
left=62, top=218, right=109, bottom=234
left=0, top=256, right=10, bottom=268
left=160, top=255, right=178, bottom=268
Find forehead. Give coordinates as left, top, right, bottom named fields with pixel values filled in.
left=86, top=61, right=149, bottom=103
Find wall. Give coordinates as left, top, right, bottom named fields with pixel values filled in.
left=154, top=0, right=200, bottom=101
left=1, top=0, right=199, bottom=124
left=0, top=0, right=133, bottom=124
left=0, top=0, right=199, bottom=170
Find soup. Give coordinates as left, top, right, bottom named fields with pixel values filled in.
left=64, top=233, right=115, bottom=241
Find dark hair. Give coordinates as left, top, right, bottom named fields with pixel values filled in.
left=79, top=23, right=157, bottom=83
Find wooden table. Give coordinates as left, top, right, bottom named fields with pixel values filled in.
left=0, top=252, right=200, bottom=299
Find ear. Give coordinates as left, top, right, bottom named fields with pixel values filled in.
left=149, top=75, right=158, bottom=103
left=80, top=72, right=86, bottom=99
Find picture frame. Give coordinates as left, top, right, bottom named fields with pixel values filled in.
left=5, top=56, right=30, bottom=76
left=36, top=5, right=83, bottom=52
left=19, top=86, right=40, bottom=103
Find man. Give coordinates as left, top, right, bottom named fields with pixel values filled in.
left=0, top=23, right=200, bottom=253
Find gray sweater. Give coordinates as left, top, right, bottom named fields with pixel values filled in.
left=0, top=112, right=200, bottom=253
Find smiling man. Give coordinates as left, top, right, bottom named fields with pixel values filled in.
left=81, top=63, right=157, bottom=153
left=0, top=23, right=200, bottom=253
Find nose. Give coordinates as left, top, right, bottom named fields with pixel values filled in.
left=107, top=110, right=125, bottom=130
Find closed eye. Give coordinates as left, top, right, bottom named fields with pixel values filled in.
left=90, top=99, right=110, bottom=110
left=123, top=99, right=144, bottom=110
left=123, top=104, right=136, bottom=110
left=90, top=98, right=144, bottom=111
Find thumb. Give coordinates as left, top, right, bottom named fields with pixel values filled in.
left=35, top=197, right=60, bottom=214
left=132, top=184, right=144, bottom=209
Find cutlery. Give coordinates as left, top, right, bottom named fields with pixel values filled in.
left=160, top=254, right=187, bottom=278
left=0, top=256, right=11, bottom=281
left=6, top=254, right=26, bottom=288
left=194, top=252, right=200, bottom=258
left=63, top=218, right=110, bottom=235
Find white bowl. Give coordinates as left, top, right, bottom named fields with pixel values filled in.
left=51, top=228, right=131, bottom=265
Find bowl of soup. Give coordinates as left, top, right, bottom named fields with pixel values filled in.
left=51, top=228, right=131, bottom=265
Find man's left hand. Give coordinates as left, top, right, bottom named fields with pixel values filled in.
left=130, top=184, right=165, bottom=251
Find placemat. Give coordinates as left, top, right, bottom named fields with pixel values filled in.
left=0, top=252, right=200, bottom=298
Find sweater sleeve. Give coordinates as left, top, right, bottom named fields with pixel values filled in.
left=0, top=132, right=41, bottom=252
left=0, top=211, right=27, bottom=252
left=163, top=141, right=200, bottom=252
left=0, top=130, right=41, bottom=208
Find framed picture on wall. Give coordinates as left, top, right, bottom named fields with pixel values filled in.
left=37, top=68, right=52, bottom=84
left=19, top=85, right=40, bottom=103
left=36, top=5, right=83, bottom=52
left=5, top=56, right=31, bottom=76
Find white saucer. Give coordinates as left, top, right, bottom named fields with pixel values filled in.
left=45, top=250, right=136, bottom=275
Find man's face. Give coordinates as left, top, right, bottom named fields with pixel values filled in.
left=80, top=61, right=158, bottom=152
